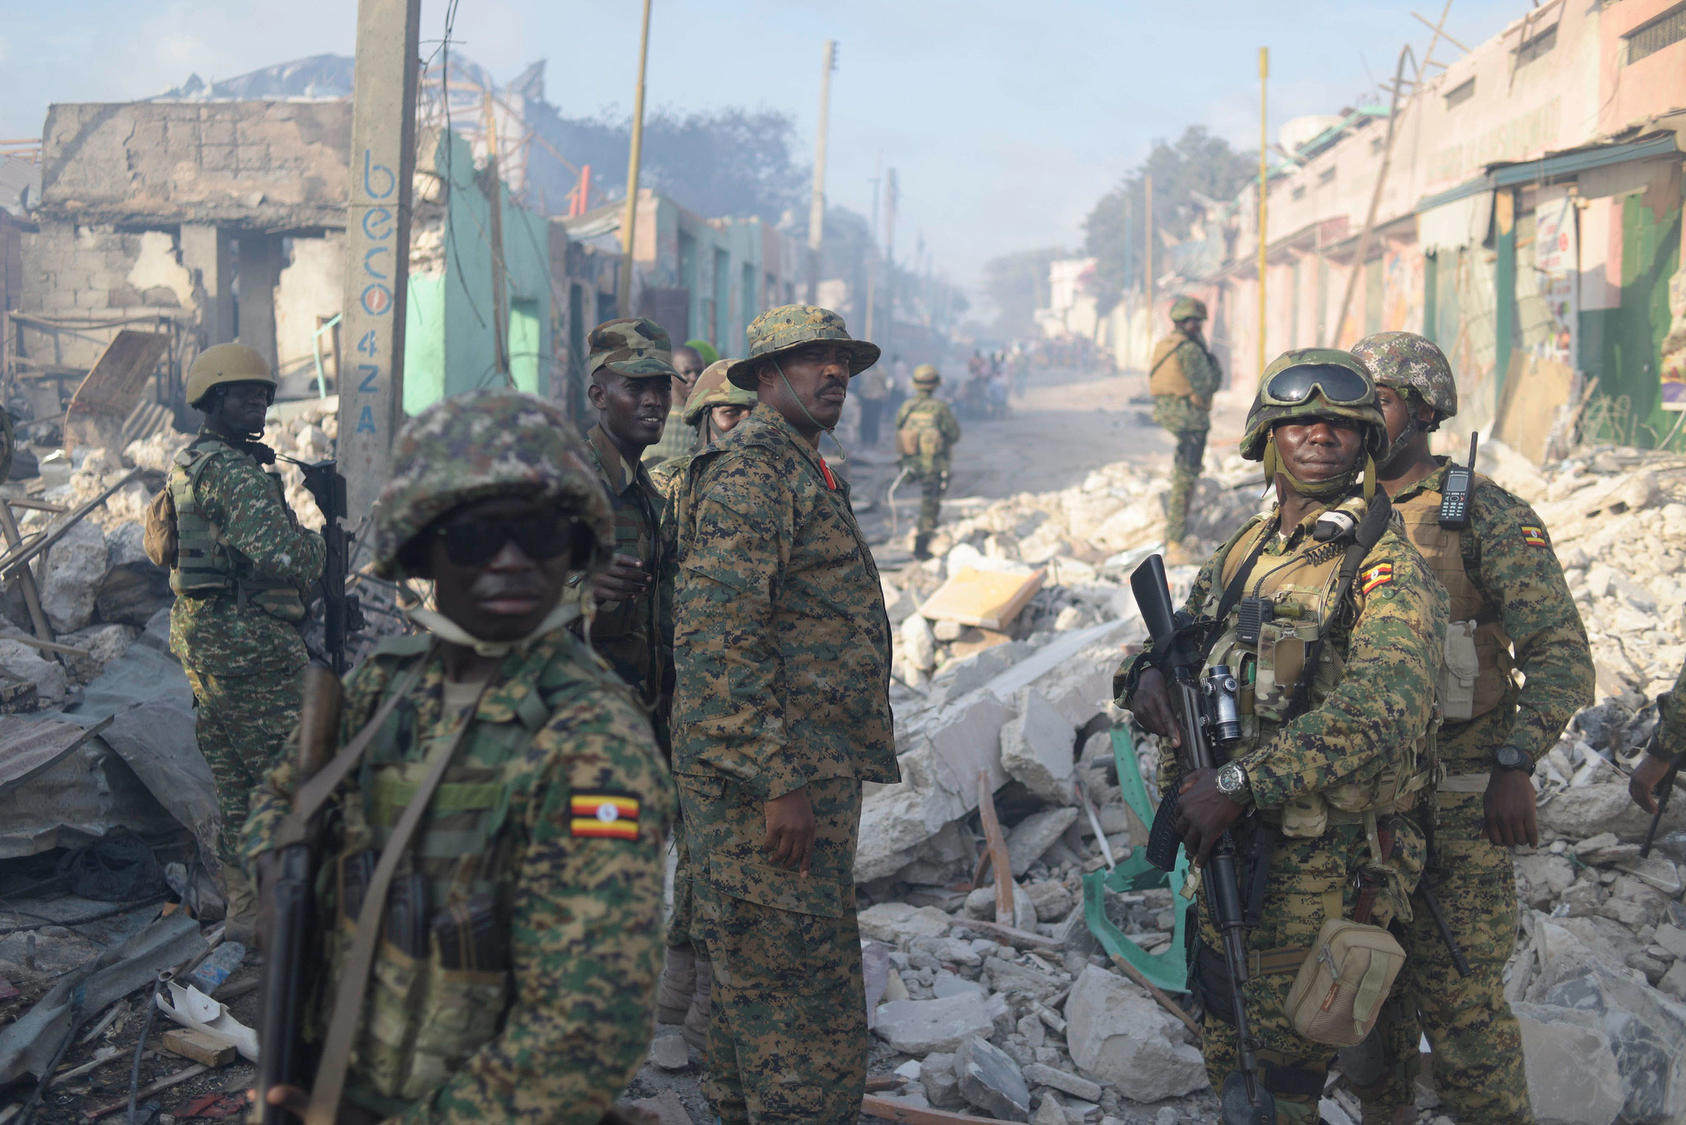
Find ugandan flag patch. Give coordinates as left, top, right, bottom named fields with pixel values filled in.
left=570, top=791, right=640, bottom=840
left=1521, top=524, right=1548, bottom=548
left=1359, top=562, right=1394, bottom=594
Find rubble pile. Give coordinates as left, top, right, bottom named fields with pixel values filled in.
left=0, top=398, right=345, bottom=707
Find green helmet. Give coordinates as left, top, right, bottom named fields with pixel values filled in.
left=911, top=363, right=940, bottom=387
left=1350, top=331, right=1457, bottom=422
left=1240, top=348, right=1388, bottom=462
left=372, top=390, right=614, bottom=579
left=682, top=359, right=756, bottom=426
left=1169, top=296, right=1208, bottom=323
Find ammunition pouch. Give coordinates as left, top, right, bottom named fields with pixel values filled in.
left=167, top=442, right=307, bottom=621
left=1284, top=917, right=1406, bottom=1047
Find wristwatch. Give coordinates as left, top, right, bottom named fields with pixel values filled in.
left=1216, top=762, right=1251, bottom=802
left=1492, top=746, right=1535, bottom=776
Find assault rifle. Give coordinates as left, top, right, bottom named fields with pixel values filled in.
left=290, top=459, right=364, bottom=675
left=1130, top=554, right=1276, bottom=1125
left=254, top=665, right=341, bottom=1124
left=1641, top=738, right=1682, bottom=860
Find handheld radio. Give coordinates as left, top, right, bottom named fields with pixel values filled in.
left=1439, top=431, right=1478, bottom=528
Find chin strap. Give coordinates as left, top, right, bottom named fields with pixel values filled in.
left=774, top=359, right=849, bottom=467
left=407, top=601, right=581, bottom=658
left=1263, top=432, right=1361, bottom=501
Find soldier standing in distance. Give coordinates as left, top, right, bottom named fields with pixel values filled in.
left=1631, top=659, right=1686, bottom=811
left=1117, top=350, right=1446, bottom=1125
left=576, top=318, right=674, bottom=740
left=1147, top=295, right=1223, bottom=563
left=894, top=363, right=962, bottom=560
left=671, top=305, right=900, bottom=1123
left=644, top=342, right=708, bottom=468
left=166, top=343, right=324, bottom=933
left=649, top=356, right=757, bottom=1053
left=245, top=391, right=672, bottom=1123
left=1353, top=331, right=1593, bottom=1125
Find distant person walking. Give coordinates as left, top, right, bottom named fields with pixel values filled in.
left=1147, top=295, right=1222, bottom=562
left=895, top=364, right=962, bottom=560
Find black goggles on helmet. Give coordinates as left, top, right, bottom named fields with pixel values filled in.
left=1259, top=363, right=1372, bottom=409
left=433, top=514, right=585, bottom=567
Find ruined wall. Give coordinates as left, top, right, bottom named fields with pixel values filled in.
left=274, top=235, right=345, bottom=392
left=37, top=101, right=350, bottom=232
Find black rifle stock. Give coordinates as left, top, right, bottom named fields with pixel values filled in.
left=1641, top=747, right=1681, bottom=860
left=295, top=460, right=363, bottom=676
left=1130, top=555, right=1275, bottom=1124
left=254, top=665, right=342, bottom=1124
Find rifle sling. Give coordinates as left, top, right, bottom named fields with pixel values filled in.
left=305, top=664, right=496, bottom=1125
left=1286, top=493, right=1394, bottom=721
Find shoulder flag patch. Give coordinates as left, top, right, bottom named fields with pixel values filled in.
left=1359, top=562, right=1394, bottom=594
left=1521, top=524, right=1548, bottom=548
left=570, top=791, right=641, bottom=840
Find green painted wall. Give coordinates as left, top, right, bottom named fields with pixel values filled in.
left=1584, top=191, right=1682, bottom=447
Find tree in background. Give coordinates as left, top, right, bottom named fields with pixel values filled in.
left=981, top=247, right=1067, bottom=338
left=1082, top=126, right=1254, bottom=315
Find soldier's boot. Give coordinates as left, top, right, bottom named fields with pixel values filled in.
left=682, top=955, right=712, bottom=1051
left=912, top=534, right=932, bottom=561
left=656, top=942, right=696, bottom=1025
left=221, top=864, right=258, bottom=945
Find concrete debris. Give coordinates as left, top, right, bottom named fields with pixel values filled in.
left=955, top=1034, right=1032, bottom=1121
left=1000, top=689, right=1079, bottom=806
left=1063, top=964, right=1206, bottom=1104
left=874, top=993, right=996, bottom=1056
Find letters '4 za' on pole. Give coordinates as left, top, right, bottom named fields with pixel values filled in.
left=338, top=0, right=421, bottom=526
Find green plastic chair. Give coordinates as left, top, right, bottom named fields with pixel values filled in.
left=1080, top=725, right=1191, bottom=993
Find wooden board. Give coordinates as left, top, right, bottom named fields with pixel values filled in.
left=62, top=329, right=170, bottom=461
left=916, top=567, right=1045, bottom=631
left=160, top=1026, right=236, bottom=1067
left=1493, top=352, right=1577, bottom=464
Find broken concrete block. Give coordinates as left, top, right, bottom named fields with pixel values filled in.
left=647, top=1027, right=689, bottom=1071
left=902, top=613, right=937, bottom=672
left=1008, top=808, right=1080, bottom=877
left=39, top=519, right=107, bottom=633
left=864, top=940, right=892, bottom=1028
left=859, top=902, right=952, bottom=945
left=956, top=1034, right=1031, bottom=1121
left=58, top=624, right=139, bottom=683
left=1541, top=782, right=1686, bottom=842
left=1065, top=964, right=1206, bottom=1103
left=0, top=638, right=68, bottom=705
left=95, top=523, right=171, bottom=627
left=1023, top=1061, right=1103, bottom=1103
left=1025, top=880, right=1075, bottom=923
left=921, top=1051, right=964, bottom=1108
left=934, top=619, right=965, bottom=642
left=1001, top=690, right=1078, bottom=806
left=874, top=993, right=995, bottom=1055
left=1514, top=1001, right=1624, bottom=1125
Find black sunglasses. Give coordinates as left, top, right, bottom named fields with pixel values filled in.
left=434, top=515, right=582, bottom=567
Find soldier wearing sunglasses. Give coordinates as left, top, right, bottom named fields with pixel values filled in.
left=245, top=390, right=672, bottom=1123
left=1116, top=349, right=1446, bottom=1125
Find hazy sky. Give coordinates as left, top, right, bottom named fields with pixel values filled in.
left=1, top=0, right=1532, bottom=296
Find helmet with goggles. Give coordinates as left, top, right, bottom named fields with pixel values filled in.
left=1240, top=348, right=1388, bottom=462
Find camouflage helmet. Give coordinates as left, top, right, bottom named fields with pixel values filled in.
left=1239, top=347, right=1388, bottom=462
left=586, top=317, right=678, bottom=380
left=911, top=363, right=940, bottom=387
left=682, top=358, right=756, bottom=426
left=371, top=390, right=614, bottom=580
left=1351, top=331, right=1458, bottom=422
left=185, top=342, right=277, bottom=408
left=725, top=304, right=881, bottom=390
left=1169, top=295, right=1208, bottom=323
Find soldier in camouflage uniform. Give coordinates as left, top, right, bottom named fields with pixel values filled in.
left=1117, top=349, right=1446, bottom=1125
left=644, top=342, right=708, bottom=468
left=1147, top=295, right=1223, bottom=561
left=1631, top=658, right=1686, bottom=810
left=1354, top=331, right=1594, bottom=1125
left=894, top=363, right=962, bottom=560
left=245, top=390, right=672, bottom=1123
left=577, top=318, right=673, bottom=735
left=671, top=305, right=900, bottom=1123
left=650, top=356, right=756, bottom=1052
left=166, top=343, right=325, bottom=911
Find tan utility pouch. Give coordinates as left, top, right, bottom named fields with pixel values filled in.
left=1439, top=620, right=1480, bottom=722
left=1284, top=917, right=1405, bottom=1047
left=143, top=487, right=178, bottom=567
left=896, top=428, right=920, bottom=456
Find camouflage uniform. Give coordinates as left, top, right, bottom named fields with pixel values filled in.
left=1661, top=659, right=1686, bottom=762
left=1116, top=353, right=1446, bottom=1125
left=167, top=434, right=324, bottom=864
left=642, top=400, right=696, bottom=466
left=1355, top=332, right=1594, bottom=1125
left=894, top=374, right=962, bottom=547
left=1147, top=296, right=1223, bottom=543
left=673, top=370, right=899, bottom=1120
left=244, top=391, right=673, bottom=1122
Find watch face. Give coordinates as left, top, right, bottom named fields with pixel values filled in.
left=1218, top=764, right=1243, bottom=794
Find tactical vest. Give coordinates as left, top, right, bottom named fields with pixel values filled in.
left=167, top=441, right=306, bottom=621
left=1393, top=485, right=1511, bottom=723
left=897, top=398, right=948, bottom=464
left=326, top=635, right=588, bottom=1108
left=1203, top=504, right=1431, bottom=838
left=1147, top=336, right=1195, bottom=397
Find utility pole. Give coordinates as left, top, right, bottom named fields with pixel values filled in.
left=882, top=167, right=898, bottom=358
left=1258, top=46, right=1270, bottom=374
left=806, top=40, right=836, bottom=304
left=1121, top=190, right=1133, bottom=365
left=338, top=0, right=421, bottom=525
left=864, top=166, right=880, bottom=338
left=617, top=0, right=653, bottom=317
left=1143, top=174, right=1154, bottom=323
